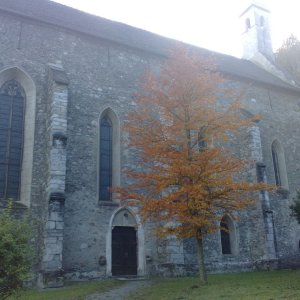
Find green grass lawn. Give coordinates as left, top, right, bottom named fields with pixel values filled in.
left=128, top=270, right=300, bottom=300
left=6, top=270, right=300, bottom=300
left=8, top=279, right=123, bottom=300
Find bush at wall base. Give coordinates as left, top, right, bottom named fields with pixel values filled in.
left=0, top=200, right=33, bottom=300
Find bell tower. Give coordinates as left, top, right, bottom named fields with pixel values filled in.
left=240, top=1, right=274, bottom=61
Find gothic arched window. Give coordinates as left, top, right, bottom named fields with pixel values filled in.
left=0, top=80, right=25, bottom=200
left=198, top=131, right=207, bottom=151
left=220, top=218, right=231, bottom=254
left=245, top=18, right=251, bottom=31
left=220, top=215, right=237, bottom=255
left=271, top=142, right=281, bottom=186
left=99, top=114, right=113, bottom=201
left=271, top=140, right=288, bottom=189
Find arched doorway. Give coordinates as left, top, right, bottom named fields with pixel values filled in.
left=109, top=208, right=140, bottom=276
left=112, top=226, right=137, bottom=275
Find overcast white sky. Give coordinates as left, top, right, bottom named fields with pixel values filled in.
left=52, top=0, right=299, bottom=57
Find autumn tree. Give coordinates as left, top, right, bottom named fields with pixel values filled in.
left=276, top=34, right=300, bottom=84
left=116, top=46, right=269, bottom=284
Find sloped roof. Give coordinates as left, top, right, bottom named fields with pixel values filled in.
left=0, top=0, right=299, bottom=93
left=212, top=52, right=299, bottom=91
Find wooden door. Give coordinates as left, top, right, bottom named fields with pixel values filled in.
left=112, top=226, right=137, bottom=276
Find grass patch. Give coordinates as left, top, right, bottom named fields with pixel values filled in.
left=8, top=279, right=123, bottom=300
left=129, top=270, right=300, bottom=300
left=6, top=270, right=300, bottom=299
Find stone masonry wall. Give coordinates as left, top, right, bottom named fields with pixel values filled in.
left=0, top=9, right=300, bottom=283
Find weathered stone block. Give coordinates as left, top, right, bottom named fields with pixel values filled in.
left=46, top=221, right=56, bottom=230
left=56, top=221, right=64, bottom=230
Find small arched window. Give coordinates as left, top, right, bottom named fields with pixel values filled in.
left=221, top=218, right=231, bottom=254
left=198, top=132, right=207, bottom=151
left=245, top=18, right=251, bottom=31
left=99, top=114, right=113, bottom=201
left=220, top=216, right=237, bottom=255
left=271, top=140, right=288, bottom=189
left=0, top=80, right=25, bottom=200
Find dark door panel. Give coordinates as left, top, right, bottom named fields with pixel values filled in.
left=112, top=226, right=137, bottom=276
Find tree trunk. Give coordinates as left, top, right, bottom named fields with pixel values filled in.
left=196, top=234, right=208, bottom=284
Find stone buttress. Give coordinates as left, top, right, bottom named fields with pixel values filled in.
left=248, top=125, right=277, bottom=266
left=39, top=65, right=69, bottom=287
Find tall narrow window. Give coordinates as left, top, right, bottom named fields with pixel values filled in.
left=198, top=132, right=207, bottom=151
left=245, top=18, right=251, bottom=31
left=272, top=143, right=281, bottom=186
left=271, top=140, right=288, bottom=189
left=220, top=215, right=237, bottom=255
left=0, top=80, right=25, bottom=200
left=99, top=115, right=112, bottom=200
left=220, top=218, right=231, bottom=254
left=198, top=126, right=208, bottom=151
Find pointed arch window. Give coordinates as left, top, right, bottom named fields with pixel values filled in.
left=198, top=132, right=207, bottom=151
left=99, top=114, right=113, bottom=201
left=0, top=80, right=25, bottom=200
left=271, top=140, right=288, bottom=189
left=220, top=218, right=231, bottom=254
left=271, top=143, right=281, bottom=186
left=220, top=216, right=237, bottom=255
left=245, top=18, right=251, bottom=31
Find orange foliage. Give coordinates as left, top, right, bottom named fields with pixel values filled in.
left=115, top=45, right=270, bottom=240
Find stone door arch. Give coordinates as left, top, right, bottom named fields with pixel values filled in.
left=106, top=207, right=145, bottom=276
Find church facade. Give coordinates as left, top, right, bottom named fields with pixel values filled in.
left=0, top=0, right=300, bottom=287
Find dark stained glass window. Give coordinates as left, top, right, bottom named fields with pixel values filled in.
left=99, top=115, right=112, bottom=201
left=0, top=80, right=25, bottom=200
left=221, top=219, right=231, bottom=254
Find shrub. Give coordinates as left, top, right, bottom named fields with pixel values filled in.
left=290, top=190, right=300, bottom=224
left=0, top=201, right=33, bottom=299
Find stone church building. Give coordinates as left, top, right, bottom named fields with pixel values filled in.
left=0, top=0, right=300, bottom=287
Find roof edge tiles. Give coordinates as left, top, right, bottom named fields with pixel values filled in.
left=0, top=0, right=299, bottom=93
